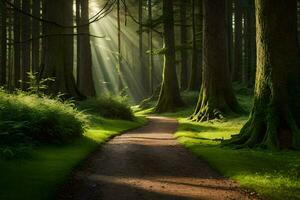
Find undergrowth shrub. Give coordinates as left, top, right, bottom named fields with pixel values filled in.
left=0, top=90, right=87, bottom=146
left=77, top=95, right=134, bottom=121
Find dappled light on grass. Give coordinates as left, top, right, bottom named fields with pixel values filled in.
left=175, top=117, right=300, bottom=200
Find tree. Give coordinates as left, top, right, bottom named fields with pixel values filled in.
left=32, top=0, right=41, bottom=73
left=179, top=0, right=188, bottom=91
left=191, top=0, right=240, bottom=121
left=13, top=0, right=21, bottom=88
left=0, top=0, right=7, bottom=86
left=155, top=0, right=183, bottom=113
left=232, top=0, right=243, bottom=82
left=228, top=0, right=300, bottom=149
left=188, top=0, right=202, bottom=91
left=21, top=0, right=31, bottom=89
left=76, top=0, right=96, bottom=97
left=43, top=0, right=81, bottom=98
left=148, top=0, right=154, bottom=93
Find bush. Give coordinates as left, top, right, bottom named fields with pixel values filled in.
left=0, top=91, right=87, bottom=145
left=77, top=95, right=134, bottom=121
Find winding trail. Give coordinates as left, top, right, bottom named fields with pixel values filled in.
left=58, top=116, right=259, bottom=200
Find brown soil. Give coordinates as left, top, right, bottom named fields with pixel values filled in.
left=58, top=116, right=261, bottom=200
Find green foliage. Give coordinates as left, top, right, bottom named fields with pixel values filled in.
left=176, top=117, right=300, bottom=200
left=25, top=72, right=55, bottom=95
left=172, top=92, right=300, bottom=200
left=77, top=94, right=134, bottom=121
left=0, top=90, right=87, bottom=146
left=0, top=115, right=146, bottom=200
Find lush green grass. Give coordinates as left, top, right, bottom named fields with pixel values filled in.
left=77, top=95, right=134, bottom=120
left=176, top=117, right=300, bottom=200
left=0, top=115, right=146, bottom=200
left=170, top=91, right=300, bottom=200
left=0, top=91, right=87, bottom=145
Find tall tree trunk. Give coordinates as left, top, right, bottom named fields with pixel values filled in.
left=0, top=0, right=7, bottom=86
left=21, top=0, right=31, bottom=89
left=180, top=0, right=188, bottom=91
left=227, top=0, right=234, bottom=74
left=228, top=0, right=300, bottom=150
left=148, top=0, right=154, bottom=94
left=32, top=0, right=41, bottom=73
left=43, top=0, right=81, bottom=98
left=7, top=8, right=13, bottom=89
left=155, top=0, right=184, bottom=113
left=191, top=0, right=240, bottom=121
left=247, top=0, right=256, bottom=87
left=14, top=0, right=21, bottom=88
left=138, top=0, right=146, bottom=96
left=232, top=0, right=243, bottom=82
left=188, top=0, right=200, bottom=91
left=77, top=0, right=96, bottom=97
left=117, top=0, right=123, bottom=92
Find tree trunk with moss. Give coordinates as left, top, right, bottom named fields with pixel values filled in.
left=228, top=0, right=300, bottom=150
left=191, top=0, right=240, bottom=122
left=155, top=0, right=184, bottom=113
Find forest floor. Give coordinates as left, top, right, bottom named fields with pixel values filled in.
left=0, top=116, right=145, bottom=200
left=57, top=116, right=260, bottom=200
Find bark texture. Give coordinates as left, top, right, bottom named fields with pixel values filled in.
left=0, top=1, right=7, bottom=85
left=180, top=0, right=188, bottom=91
left=13, top=0, right=21, bottom=87
left=191, top=0, right=240, bottom=121
left=155, top=0, right=184, bottom=113
left=228, top=0, right=300, bottom=149
left=77, top=0, right=96, bottom=97
left=43, top=0, right=81, bottom=98
left=188, top=0, right=201, bottom=91
left=21, top=0, right=31, bottom=89
left=232, top=0, right=243, bottom=82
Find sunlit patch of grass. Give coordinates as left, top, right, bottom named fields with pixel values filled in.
left=0, top=115, right=146, bottom=200
left=175, top=115, right=300, bottom=200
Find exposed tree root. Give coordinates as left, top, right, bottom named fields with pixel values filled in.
left=225, top=107, right=300, bottom=150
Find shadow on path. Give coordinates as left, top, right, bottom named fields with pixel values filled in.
left=57, top=116, right=259, bottom=200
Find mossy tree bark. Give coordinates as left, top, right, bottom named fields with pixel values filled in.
left=43, top=0, right=82, bottom=99
left=228, top=0, right=300, bottom=150
left=77, top=0, right=96, bottom=97
left=155, top=0, right=184, bottom=113
left=191, top=0, right=240, bottom=122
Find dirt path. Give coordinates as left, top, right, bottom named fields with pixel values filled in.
left=58, top=116, right=259, bottom=200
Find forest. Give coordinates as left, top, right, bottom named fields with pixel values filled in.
left=0, top=0, right=299, bottom=200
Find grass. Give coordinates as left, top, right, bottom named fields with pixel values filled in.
left=169, top=91, right=300, bottom=200
left=0, top=91, right=87, bottom=145
left=77, top=94, right=134, bottom=121
left=0, top=115, right=146, bottom=200
left=176, top=117, right=300, bottom=200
